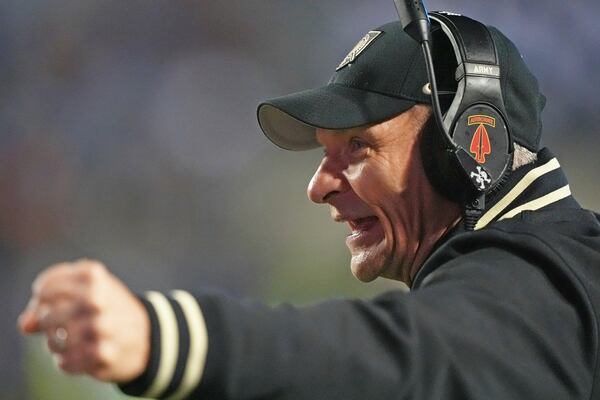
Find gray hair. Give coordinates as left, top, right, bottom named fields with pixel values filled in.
left=512, top=143, right=537, bottom=171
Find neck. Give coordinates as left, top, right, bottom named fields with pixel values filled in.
left=409, top=198, right=461, bottom=284
left=404, top=160, right=462, bottom=285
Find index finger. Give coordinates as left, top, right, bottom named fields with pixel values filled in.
left=18, top=297, right=42, bottom=334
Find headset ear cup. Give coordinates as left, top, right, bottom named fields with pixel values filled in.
left=420, top=116, right=471, bottom=204
left=452, top=105, right=511, bottom=188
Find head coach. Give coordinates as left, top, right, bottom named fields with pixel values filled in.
left=18, top=3, right=600, bottom=400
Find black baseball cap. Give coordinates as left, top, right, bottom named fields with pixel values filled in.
left=257, top=17, right=546, bottom=152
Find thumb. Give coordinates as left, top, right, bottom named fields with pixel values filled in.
left=17, top=300, right=41, bottom=334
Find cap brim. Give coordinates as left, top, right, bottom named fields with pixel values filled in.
left=257, top=83, right=418, bottom=151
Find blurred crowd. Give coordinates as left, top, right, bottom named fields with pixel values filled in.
left=1, top=1, right=598, bottom=398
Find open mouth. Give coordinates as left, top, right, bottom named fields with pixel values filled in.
left=343, top=215, right=384, bottom=250
left=347, top=216, right=380, bottom=235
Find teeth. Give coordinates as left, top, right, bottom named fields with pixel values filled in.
left=348, top=217, right=377, bottom=234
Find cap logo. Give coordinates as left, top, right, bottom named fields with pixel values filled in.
left=336, top=31, right=382, bottom=71
left=468, top=115, right=495, bottom=163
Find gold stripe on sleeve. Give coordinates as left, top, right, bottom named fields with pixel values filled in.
left=167, top=290, right=209, bottom=400
left=143, top=291, right=180, bottom=399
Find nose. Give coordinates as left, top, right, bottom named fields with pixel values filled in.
left=307, top=156, right=348, bottom=204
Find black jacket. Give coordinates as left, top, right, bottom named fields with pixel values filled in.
left=120, top=148, right=600, bottom=399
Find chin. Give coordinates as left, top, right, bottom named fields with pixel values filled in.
left=349, top=250, right=389, bottom=282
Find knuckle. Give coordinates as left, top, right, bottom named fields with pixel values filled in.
left=94, top=313, right=118, bottom=339
left=75, top=267, right=93, bottom=285
left=88, top=265, right=107, bottom=283
left=95, top=340, right=116, bottom=367
left=33, top=263, right=73, bottom=294
left=48, top=262, right=75, bottom=276
left=75, top=259, right=106, bottom=273
left=74, top=260, right=107, bottom=286
left=32, top=272, right=50, bottom=295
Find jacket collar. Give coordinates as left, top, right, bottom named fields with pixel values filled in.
left=474, top=148, right=573, bottom=230
left=411, top=148, right=577, bottom=288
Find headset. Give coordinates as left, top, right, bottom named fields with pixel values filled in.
left=394, top=0, right=513, bottom=230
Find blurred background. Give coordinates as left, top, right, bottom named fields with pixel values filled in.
left=2, top=0, right=599, bottom=398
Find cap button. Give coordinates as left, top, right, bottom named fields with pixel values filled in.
left=422, top=83, right=432, bottom=95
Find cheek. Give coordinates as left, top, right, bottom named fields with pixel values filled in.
left=346, top=161, right=399, bottom=205
left=347, top=160, right=405, bottom=245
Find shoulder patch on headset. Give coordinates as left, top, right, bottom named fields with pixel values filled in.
left=468, top=115, right=495, bottom=164
left=336, top=31, right=382, bottom=71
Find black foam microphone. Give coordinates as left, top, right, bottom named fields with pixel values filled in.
left=393, top=0, right=431, bottom=43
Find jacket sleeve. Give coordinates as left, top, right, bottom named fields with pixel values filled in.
left=118, top=245, right=595, bottom=400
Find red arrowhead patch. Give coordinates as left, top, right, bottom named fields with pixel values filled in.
left=468, top=115, right=495, bottom=164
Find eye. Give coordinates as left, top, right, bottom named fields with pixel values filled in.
left=349, top=137, right=369, bottom=153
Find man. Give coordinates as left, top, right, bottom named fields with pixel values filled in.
left=18, top=14, right=600, bottom=400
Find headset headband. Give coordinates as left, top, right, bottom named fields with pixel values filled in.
left=429, top=13, right=510, bottom=143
